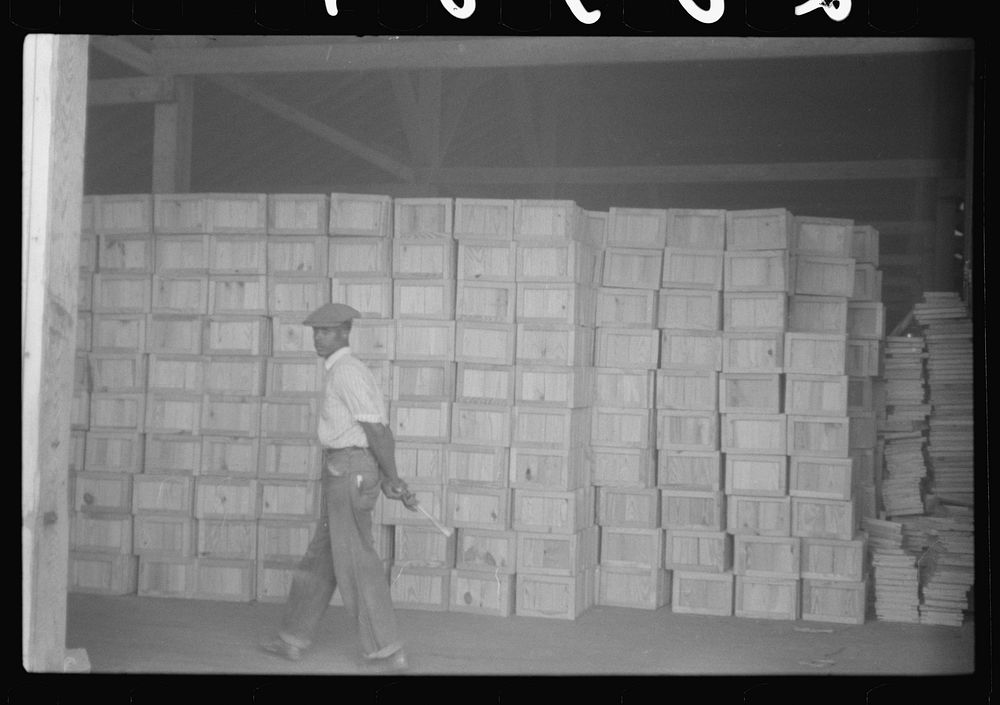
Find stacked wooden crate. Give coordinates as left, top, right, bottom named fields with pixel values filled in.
left=592, top=208, right=666, bottom=610
left=656, top=209, right=730, bottom=616
left=509, top=200, right=601, bottom=620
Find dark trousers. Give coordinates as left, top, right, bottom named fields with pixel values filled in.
left=278, top=447, right=402, bottom=659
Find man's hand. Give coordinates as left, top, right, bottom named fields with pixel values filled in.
left=382, top=479, right=419, bottom=511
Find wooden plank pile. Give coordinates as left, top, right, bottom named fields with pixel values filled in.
left=861, top=517, right=921, bottom=623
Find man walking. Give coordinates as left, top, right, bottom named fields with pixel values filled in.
left=260, top=302, right=415, bottom=673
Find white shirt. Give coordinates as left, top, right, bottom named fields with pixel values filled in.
left=317, top=347, right=388, bottom=449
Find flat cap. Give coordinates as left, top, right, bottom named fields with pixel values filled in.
left=303, top=302, right=361, bottom=327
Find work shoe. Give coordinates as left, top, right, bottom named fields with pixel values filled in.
left=361, top=649, right=409, bottom=674
left=259, top=636, right=303, bottom=662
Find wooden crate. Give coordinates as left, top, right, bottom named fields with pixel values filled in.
left=389, top=565, right=451, bottom=611
left=719, top=374, right=782, bottom=414
left=725, top=455, right=788, bottom=497
left=515, top=365, right=592, bottom=408
left=786, top=290, right=849, bottom=333
left=508, top=446, right=591, bottom=491
left=607, top=207, right=668, bottom=249
left=453, top=198, right=515, bottom=240
left=845, top=339, right=880, bottom=377
left=515, top=324, right=593, bottom=367
left=72, top=388, right=90, bottom=430
left=69, top=431, right=87, bottom=473
left=784, top=374, right=848, bottom=416
left=392, top=238, right=456, bottom=279
left=657, top=451, right=723, bottom=490
left=450, top=403, right=512, bottom=447
left=671, top=571, right=734, bottom=616
left=393, top=198, right=453, bottom=238
left=204, top=193, right=267, bottom=233
left=721, top=413, right=787, bottom=455
left=395, top=320, right=456, bottom=361
left=455, top=528, right=517, bottom=574
left=98, top=233, right=154, bottom=273
left=661, top=248, right=724, bottom=290
left=328, top=193, right=392, bottom=237
left=69, top=552, right=138, bottom=595
left=327, top=237, right=392, bottom=278
left=511, top=406, right=590, bottom=450
left=846, top=302, right=885, bottom=340
left=269, top=276, right=330, bottom=316
left=392, top=360, right=456, bottom=402
left=515, top=240, right=598, bottom=285
left=200, top=436, right=259, bottom=477
left=78, top=271, right=93, bottom=311
left=393, top=442, right=446, bottom=483
left=602, top=248, right=663, bottom=290
left=512, top=486, right=594, bottom=534
left=792, top=216, right=854, bottom=257
left=663, top=529, right=731, bottom=573
left=850, top=225, right=879, bottom=266
left=660, top=490, right=725, bottom=531
left=71, top=512, right=133, bottom=555
left=665, top=208, right=726, bottom=250
left=81, top=195, right=96, bottom=234
left=513, top=199, right=582, bottom=242
left=267, top=236, right=329, bottom=277
left=131, top=474, right=194, bottom=516
left=350, top=319, right=396, bottom=360
left=265, top=357, right=324, bottom=398
left=393, top=524, right=456, bottom=569
left=733, top=535, right=800, bottom=578
left=783, top=333, right=846, bottom=375
left=146, top=314, right=201, bottom=355
left=194, top=477, right=258, bottom=520
left=95, top=193, right=154, bottom=233
left=377, top=482, right=446, bottom=527
left=204, top=356, right=266, bottom=396
left=92, top=273, right=152, bottom=314
left=659, top=330, right=722, bottom=371
left=390, top=401, right=451, bottom=444
left=255, top=559, right=298, bottom=603
left=734, top=575, right=800, bottom=620
left=591, top=407, right=655, bottom=449
left=801, top=578, right=867, bottom=624
left=79, top=230, right=97, bottom=273
left=132, top=514, right=196, bottom=557
left=192, top=558, right=255, bottom=602
left=591, top=447, right=656, bottom=488
left=849, top=413, right=877, bottom=450
left=596, top=487, right=660, bottom=528
left=151, top=274, right=209, bottom=314
left=726, top=495, right=791, bottom=537
left=196, top=519, right=257, bottom=560
left=654, top=369, right=717, bottom=411
left=456, top=240, right=517, bottom=281
left=257, top=520, right=317, bottom=562
left=89, top=392, right=145, bottom=433
left=445, top=484, right=511, bottom=530
left=452, top=363, right=512, bottom=406
left=595, top=287, right=658, bottom=329
left=448, top=570, right=515, bottom=617
left=203, top=315, right=271, bottom=357
left=516, top=282, right=595, bottom=326
left=792, top=255, right=856, bottom=298
left=723, top=292, right=787, bottom=332
left=137, top=556, right=196, bottom=598
left=88, top=354, right=147, bottom=394
left=597, top=566, right=670, bottom=610
left=723, top=250, right=789, bottom=292
left=515, top=568, right=595, bottom=620
left=852, top=263, right=881, bottom=302
left=850, top=450, right=876, bottom=489
left=147, top=354, right=206, bottom=393
left=455, top=281, right=516, bottom=323
left=208, top=234, right=268, bottom=275
left=655, top=410, right=718, bottom=452
left=260, top=398, right=319, bottom=439
left=791, top=497, right=856, bottom=540
left=143, top=435, right=201, bottom=475
left=657, top=289, right=720, bottom=331
left=258, top=479, right=320, bottom=521
left=594, top=328, right=660, bottom=370
left=154, top=234, right=210, bottom=274
left=76, top=311, right=93, bottom=351
left=452, top=321, right=511, bottom=365
left=787, top=415, right=850, bottom=457
left=83, top=431, right=143, bottom=473
left=725, top=208, right=792, bottom=250
left=267, top=193, right=328, bottom=236
left=601, top=527, right=663, bottom=570
left=445, top=445, right=508, bottom=487
left=592, top=368, right=653, bottom=409
left=800, top=537, right=865, bottom=582
left=200, top=395, right=261, bottom=438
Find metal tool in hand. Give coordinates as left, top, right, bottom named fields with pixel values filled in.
left=404, top=490, right=453, bottom=537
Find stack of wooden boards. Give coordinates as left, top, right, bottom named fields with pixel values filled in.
left=67, top=193, right=886, bottom=625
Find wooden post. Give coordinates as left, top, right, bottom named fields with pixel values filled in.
left=152, top=76, right=193, bottom=193
left=22, top=34, right=89, bottom=672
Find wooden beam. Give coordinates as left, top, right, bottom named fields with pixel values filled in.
left=22, top=34, right=89, bottom=673
left=505, top=69, right=543, bottom=169
left=440, top=70, right=487, bottom=160
left=88, top=76, right=176, bottom=105
left=419, top=159, right=959, bottom=185
left=389, top=71, right=424, bottom=165
left=147, top=37, right=973, bottom=75
left=152, top=77, right=193, bottom=193
left=206, top=75, right=414, bottom=182
left=91, top=36, right=154, bottom=75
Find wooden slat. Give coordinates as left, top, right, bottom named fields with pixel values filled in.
left=88, top=76, right=177, bottom=106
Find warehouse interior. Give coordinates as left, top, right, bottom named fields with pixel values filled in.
left=22, top=34, right=986, bottom=686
